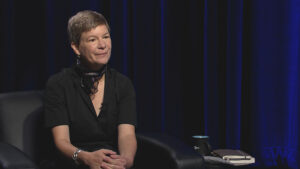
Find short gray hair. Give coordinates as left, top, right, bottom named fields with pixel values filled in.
left=67, top=10, right=110, bottom=46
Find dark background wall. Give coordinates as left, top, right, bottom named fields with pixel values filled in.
left=0, top=0, right=299, bottom=168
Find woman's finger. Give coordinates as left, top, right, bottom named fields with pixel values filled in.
left=100, top=149, right=117, bottom=155
left=103, top=157, right=123, bottom=166
left=101, top=161, right=125, bottom=169
left=101, top=162, right=112, bottom=169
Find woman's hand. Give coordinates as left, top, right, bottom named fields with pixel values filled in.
left=100, top=154, right=127, bottom=169
left=79, top=149, right=116, bottom=168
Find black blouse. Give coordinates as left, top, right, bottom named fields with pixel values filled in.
left=44, top=65, right=136, bottom=152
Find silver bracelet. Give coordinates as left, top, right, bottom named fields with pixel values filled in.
left=72, top=148, right=82, bottom=165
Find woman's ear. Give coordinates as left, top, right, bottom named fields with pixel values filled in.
left=71, top=43, right=80, bottom=55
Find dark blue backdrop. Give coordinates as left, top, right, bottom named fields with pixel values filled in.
left=0, top=0, right=299, bottom=168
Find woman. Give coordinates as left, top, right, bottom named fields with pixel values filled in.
left=44, top=10, right=137, bottom=169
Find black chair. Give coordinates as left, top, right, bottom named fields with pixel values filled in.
left=135, top=133, right=205, bottom=169
left=0, top=90, right=205, bottom=169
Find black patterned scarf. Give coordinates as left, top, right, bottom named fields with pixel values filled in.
left=75, top=64, right=107, bottom=95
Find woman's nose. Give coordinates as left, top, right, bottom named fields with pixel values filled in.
left=97, top=39, right=106, bottom=49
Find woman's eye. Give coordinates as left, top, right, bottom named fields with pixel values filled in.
left=88, top=39, right=96, bottom=42
left=103, top=35, right=110, bottom=39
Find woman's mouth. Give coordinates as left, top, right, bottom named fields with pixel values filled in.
left=95, top=52, right=107, bottom=56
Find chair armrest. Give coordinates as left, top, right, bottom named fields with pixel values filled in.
left=134, top=133, right=204, bottom=169
left=0, top=142, right=38, bottom=169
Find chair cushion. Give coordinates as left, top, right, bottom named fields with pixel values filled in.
left=0, top=91, right=54, bottom=164
left=0, top=142, right=37, bottom=169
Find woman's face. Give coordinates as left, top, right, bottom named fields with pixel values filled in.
left=71, top=24, right=111, bottom=70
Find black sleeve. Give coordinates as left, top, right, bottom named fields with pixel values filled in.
left=44, top=75, right=70, bottom=128
left=117, top=76, right=137, bottom=127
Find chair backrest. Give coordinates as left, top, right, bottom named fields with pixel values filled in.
left=0, top=90, right=54, bottom=165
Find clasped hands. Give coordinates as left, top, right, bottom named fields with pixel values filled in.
left=81, top=149, right=127, bottom=169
